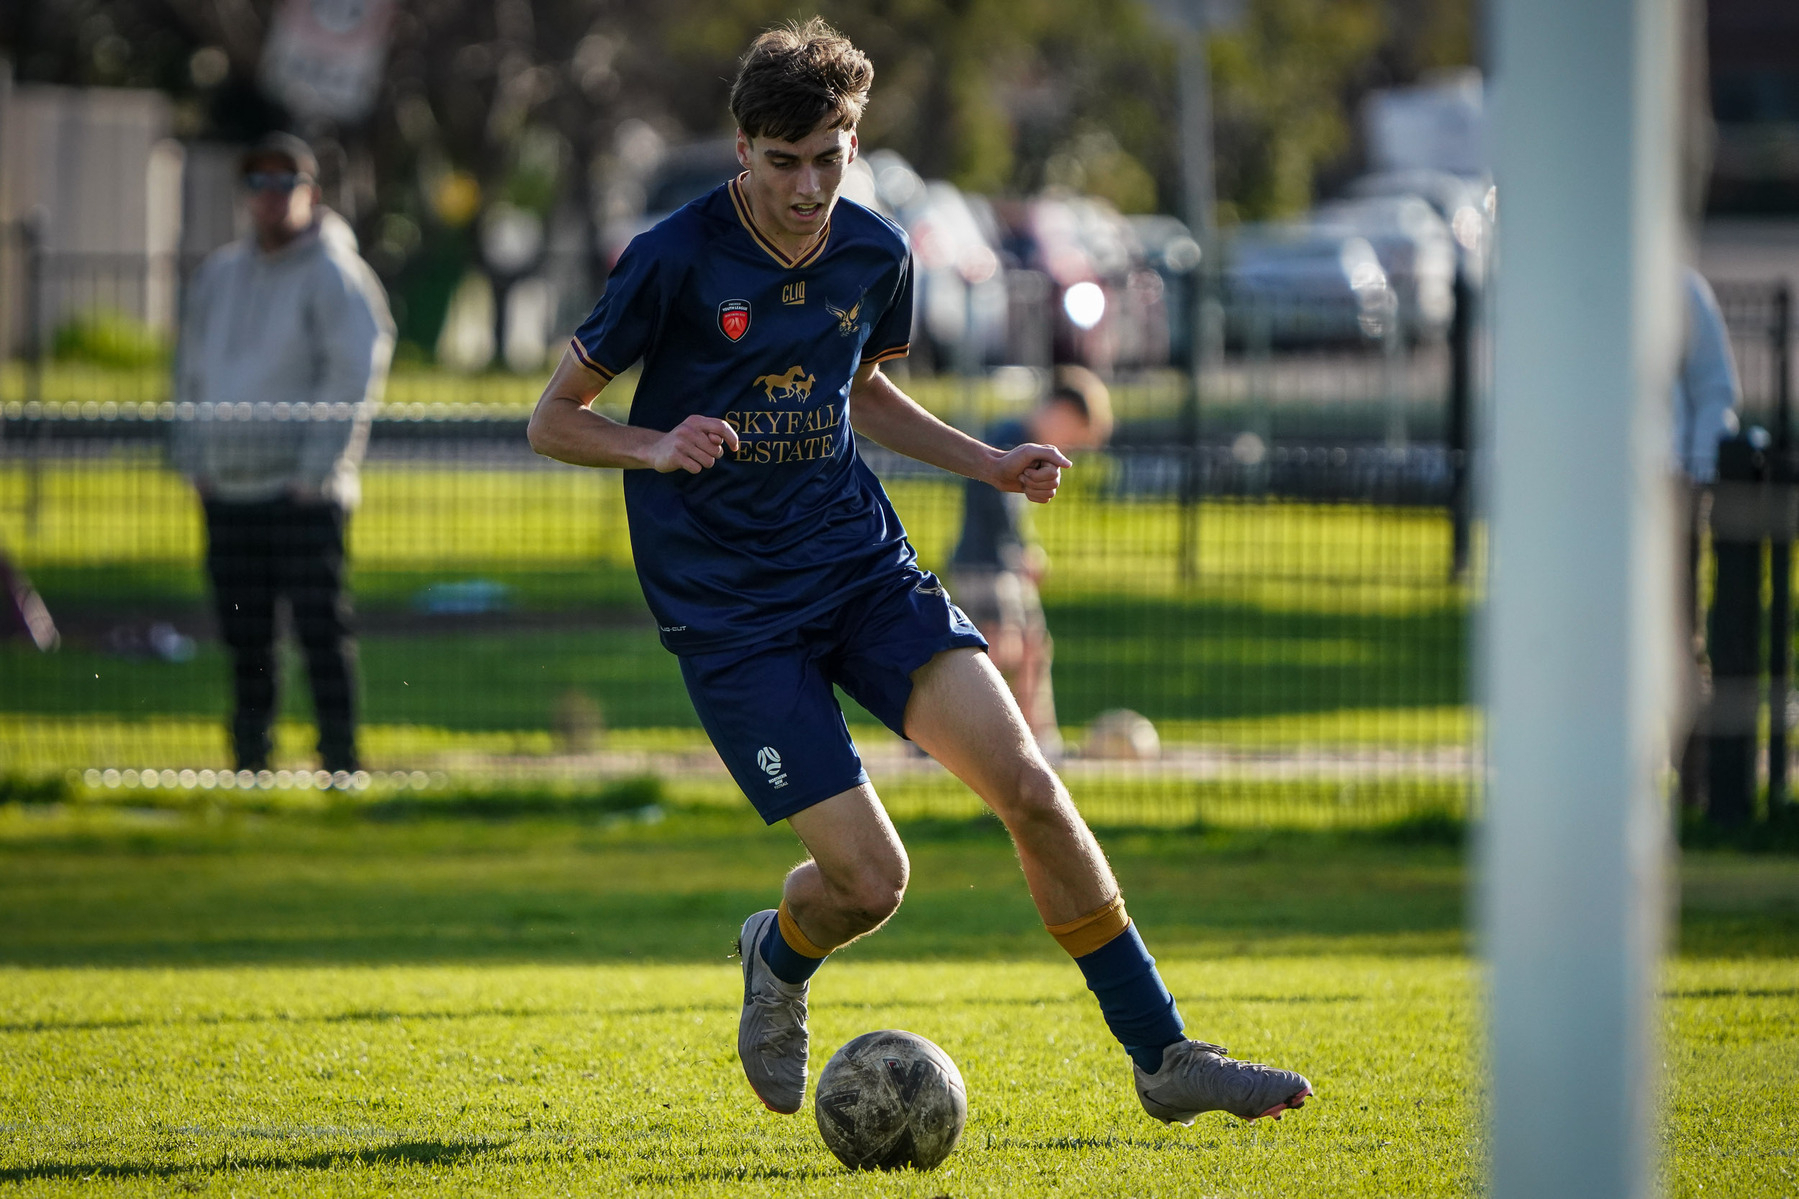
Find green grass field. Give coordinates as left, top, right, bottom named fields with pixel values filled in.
left=0, top=804, right=1794, bottom=1196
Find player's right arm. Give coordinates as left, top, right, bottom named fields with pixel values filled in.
left=527, top=346, right=739, bottom=474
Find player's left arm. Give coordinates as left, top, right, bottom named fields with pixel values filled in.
left=848, top=363, right=1071, bottom=503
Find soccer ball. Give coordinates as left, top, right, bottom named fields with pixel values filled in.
left=1084, top=708, right=1160, bottom=760
left=814, top=1030, right=966, bottom=1171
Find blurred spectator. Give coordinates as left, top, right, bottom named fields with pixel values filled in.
left=1672, top=268, right=1742, bottom=484
left=1673, top=267, right=1744, bottom=811
left=949, top=366, right=1113, bottom=757
left=169, top=134, right=394, bottom=774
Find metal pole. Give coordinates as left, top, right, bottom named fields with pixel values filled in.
left=1178, top=264, right=1201, bottom=582
left=1178, top=30, right=1217, bottom=583
left=1767, top=511, right=1790, bottom=813
left=1708, top=433, right=1764, bottom=826
left=1771, top=284, right=1795, bottom=812
left=22, top=211, right=44, bottom=539
left=1448, top=270, right=1475, bottom=578
left=1177, top=32, right=1217, bottom=249
left=1485, top=1, right=1678, bottom=1198
left=1775, top=284, right=1792, bottom=452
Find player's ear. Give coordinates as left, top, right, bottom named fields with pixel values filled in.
left=735, top=129, right=752, bottom=170
left=846, top=130, right=858, bottom=164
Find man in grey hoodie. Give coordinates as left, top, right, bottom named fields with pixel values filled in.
left=170, top=134, right=394, bottom=773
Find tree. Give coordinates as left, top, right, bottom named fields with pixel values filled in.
left=3, top=0, right=1479, bottom=353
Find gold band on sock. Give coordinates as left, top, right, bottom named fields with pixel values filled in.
left=777, top=901, right=832, bottom=959
left=1046, top=894, right=1130, bottom=958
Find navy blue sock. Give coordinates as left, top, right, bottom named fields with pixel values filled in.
left=1073, top=924, right=1185, bottom=1074
left=760, top=918, right=827, bottom=985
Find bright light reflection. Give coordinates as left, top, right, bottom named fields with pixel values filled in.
left=1063, top=281, right=1106, bottom=330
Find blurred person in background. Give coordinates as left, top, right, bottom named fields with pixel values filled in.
left=950, top=366, right=1113, bottom=759
left=1673, top=265, right=1743, bottom=808
left=1673, top=266, right=1742, bottom=486
left=169, top=133, right=394, bottom=775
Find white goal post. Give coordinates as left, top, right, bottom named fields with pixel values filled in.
left=1485, top=0, right=1682, bottom=1197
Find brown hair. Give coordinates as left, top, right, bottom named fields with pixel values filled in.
left=1048, top=365, right=1114, bottom=445
left=729, top=18, right=873, bottom=144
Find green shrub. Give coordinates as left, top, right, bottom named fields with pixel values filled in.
left=51, top=309, right=171, bottom=369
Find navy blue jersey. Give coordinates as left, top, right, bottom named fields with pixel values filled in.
left=572, top=177, right=917, bottom=654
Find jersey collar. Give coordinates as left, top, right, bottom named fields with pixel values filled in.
left=728, top=174, right=832, bottom=270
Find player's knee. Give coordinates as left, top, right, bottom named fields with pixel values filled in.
left=998, top=759, right=1068, bottom=827
left=836, top=855, right=907, bottom=930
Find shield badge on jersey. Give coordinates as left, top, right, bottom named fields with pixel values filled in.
left=718, top=299, right=751, bottom=342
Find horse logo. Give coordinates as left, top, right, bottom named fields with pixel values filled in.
left=752, top=365, right=815, bottom=401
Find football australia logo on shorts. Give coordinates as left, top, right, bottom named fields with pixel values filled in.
left=757, top=746, right=788, bottom=789
left=719, top=299, right=751, bottom=342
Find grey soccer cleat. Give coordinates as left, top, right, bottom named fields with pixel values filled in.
left=734, top=909, right=810, bottom=1114
left=1134, top=1040, right=1313, bottom=1125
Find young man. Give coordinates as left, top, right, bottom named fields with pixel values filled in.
left=950, top=365, right=1113, bottom=757
left=529, top=20, right=1311, bottom=1126
left=171, top=133, right=393, bottom=774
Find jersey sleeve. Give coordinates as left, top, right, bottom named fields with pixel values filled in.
left=862, top=251, right=914, bottom=366
left=571, top=236, right=668, bottom=380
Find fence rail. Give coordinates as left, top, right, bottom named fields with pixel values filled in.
left=1, top=425, right=1475, bottom=826
left=3, top=246, right=1793, bottom=828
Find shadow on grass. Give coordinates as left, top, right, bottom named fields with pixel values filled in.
left=1046, top=593, right=1467, bottom=725
left=0, top=1138, right=512, bottom=1183
left=1013, top=1135, right=1216, bottom=1155
left=1677, top=806, right=1799, bottom=854
left=637, top=1165, right=834, bottom=1184
left=2, top=592, right=1464, bottom=729
left=0, top=990, right=1375, bottom=1038
left=0, top=810, right=1461, bottom=969
left=3, top=806, right=1791, bottom=966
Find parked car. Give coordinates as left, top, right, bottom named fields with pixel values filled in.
left=995, top=195, right=1169, bottom=371
left=864, top=150, right=1009, bottom=370
left=1128, top=214, right=1203, bottom=366
left=600, top=137, right=739, bottom=268
left=1223, top=221, right=1398, bottom=347
left=601, top=137, right=888, bottom=269
left=1310, top=195, right=1457, bottom=339
left=1345, top=167, right=1492, bottom=279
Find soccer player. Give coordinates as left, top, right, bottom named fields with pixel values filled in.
left=528, top=19, right=1312, bottom=1126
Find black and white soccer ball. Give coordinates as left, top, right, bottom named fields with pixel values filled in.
left=814, top=1029, right=967, bottom=1171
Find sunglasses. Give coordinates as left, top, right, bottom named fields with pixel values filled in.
left=243, top=171, right=309, bottom=193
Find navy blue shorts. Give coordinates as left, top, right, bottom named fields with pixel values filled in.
left=678, top=569, right=988, bottom=824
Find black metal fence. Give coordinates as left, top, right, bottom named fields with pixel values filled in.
left=0, top=236, right=1787, bottom=829
left=1696, top=282, right=1797, bottom=829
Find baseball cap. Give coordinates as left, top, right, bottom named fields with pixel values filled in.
left=239, top=132, right=319, bottom=181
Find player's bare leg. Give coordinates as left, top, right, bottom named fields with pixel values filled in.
left=904, top=646, right=1312, bottom=1123
left=903, top=648, right=1110, bottom=922
left=783, top=784, right=909, bottom=947
left=735, top=785, right=907, bottom=1114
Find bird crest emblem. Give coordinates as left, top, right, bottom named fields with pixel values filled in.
left=825, top=295, right=864, bottom=337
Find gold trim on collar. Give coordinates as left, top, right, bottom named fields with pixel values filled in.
left=729, top=175, right=831, bottom=270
